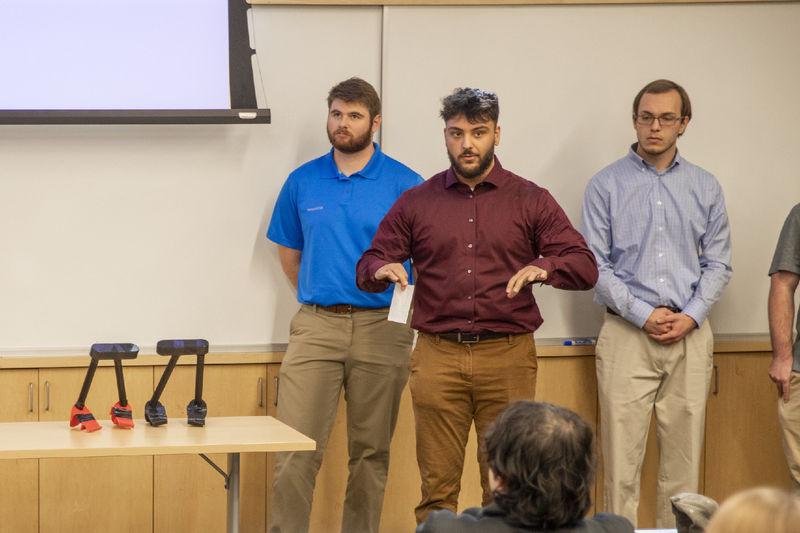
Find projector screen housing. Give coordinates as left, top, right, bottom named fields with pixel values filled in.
left=0, top=0, right=269, bottom=125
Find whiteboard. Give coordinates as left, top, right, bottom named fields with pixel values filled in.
left=0, top=3, right=797, bottom=353
left=381, top=2, right=800, bottom=340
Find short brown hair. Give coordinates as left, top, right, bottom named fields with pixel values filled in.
left=633, top=79, right=692, bottom=120
left=327, top=77, right=381, bottom=121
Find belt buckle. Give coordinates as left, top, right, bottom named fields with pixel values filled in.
left=458, top=333, right=480, bottom=344
left=340, top=304, right=353, bottom=314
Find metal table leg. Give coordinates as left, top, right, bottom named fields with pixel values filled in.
left=198, top=452, right=240, bottom=533
left=227, top=453, right=240, bottom=533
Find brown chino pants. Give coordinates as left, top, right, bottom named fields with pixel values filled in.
left=269, top=305, right=414, bottom=533
left=409, top=332, right=537, bottom=523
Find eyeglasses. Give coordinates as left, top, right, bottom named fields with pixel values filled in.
left=635, top=113, right=684, bottom=127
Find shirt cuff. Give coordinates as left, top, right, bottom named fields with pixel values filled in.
left=358, top=259, right=391, bottom=293
left=625, top=299, right=655, bottom=329
left=529, top=258, right=555, bottom=284
left=681, top=299, right=708, bottom=327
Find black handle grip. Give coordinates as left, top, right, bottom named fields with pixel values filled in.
left=156, top=339, right=209, bottom=357
left=90, top=343, right=139, bottom=360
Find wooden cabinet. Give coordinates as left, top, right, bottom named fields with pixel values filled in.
left=38, top=366, right=154, bottom=533
left=154, top=363, right=268, bottom=533
left=0, top=369, right=39, bottom=533
left=705, top=352, right=793, bottom=501
left=2, top=343, right=792, bottom=533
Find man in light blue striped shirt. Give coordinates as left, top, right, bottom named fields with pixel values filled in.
left=582, top=79, right=732, bottom=528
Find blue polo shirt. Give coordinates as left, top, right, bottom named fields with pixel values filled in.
left=268, top=143, right=423, bottom=307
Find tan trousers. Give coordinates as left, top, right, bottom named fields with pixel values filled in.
left=596, top=314, right=713, bottom=528
left=269, top=305, right=414, bottom=533
left=778, top=371, right=800, bottom=488
left=409, top=332, right=537, bottom=524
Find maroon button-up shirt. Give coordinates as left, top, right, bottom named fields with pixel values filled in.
left=356, top=158, right=598, bottom=334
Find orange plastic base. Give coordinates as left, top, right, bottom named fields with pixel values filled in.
left=110, top=402, right=134, bottom=429
left=70, top=405, right=102, bottom=432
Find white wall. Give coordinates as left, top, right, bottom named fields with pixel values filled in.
left=0, top=3, right=797, bottom=352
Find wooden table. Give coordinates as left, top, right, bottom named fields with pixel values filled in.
left=0, top=416, right=315, bottom=533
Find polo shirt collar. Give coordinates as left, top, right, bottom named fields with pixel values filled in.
left=628, top=143, right=683, bottom=172
left=445, top=156, right=507, bottom=189
left=323, top=142, right=384, bottom=180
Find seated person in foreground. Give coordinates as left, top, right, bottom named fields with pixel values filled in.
left=705, top=486, right=800, bottom=533
left=417, top=401, right=633, bottom=533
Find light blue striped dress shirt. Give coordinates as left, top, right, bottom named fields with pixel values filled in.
left=581, top=146, right=732, bottom=328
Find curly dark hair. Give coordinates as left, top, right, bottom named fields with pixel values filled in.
left=484, top=401, right=595, bottom=530
left=327, top=77, right=381, bottom=121
left=439, top=87, right=499, bottom=124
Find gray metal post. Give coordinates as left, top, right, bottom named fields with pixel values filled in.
left=227, top=453, right=240, bottom=533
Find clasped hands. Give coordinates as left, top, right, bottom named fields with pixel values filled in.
left=374, top=263, right=548, bottom=297
left=643, top=307, right=697, bottom=345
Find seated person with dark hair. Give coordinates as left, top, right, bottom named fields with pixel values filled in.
left=417, top=401, right=633, bottom=533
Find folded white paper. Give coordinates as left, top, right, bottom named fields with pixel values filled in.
left=388, top=283, right=414, bottom=324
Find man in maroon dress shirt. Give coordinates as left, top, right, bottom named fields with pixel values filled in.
left=356, top=87, right=598, bottom=523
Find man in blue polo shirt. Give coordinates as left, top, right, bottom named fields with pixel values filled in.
left=266, top=77, right=423, bottom=533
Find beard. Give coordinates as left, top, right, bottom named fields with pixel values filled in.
left=448, top=145, right=495, bottom=180
left=328, top=126, right=373, bottom=154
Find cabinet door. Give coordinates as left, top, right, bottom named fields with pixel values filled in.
left=0, top=369, right=39, bottom=533
left=705, top=353, right=793, bottom=502
left=154, top=363, right=267, bottom=533
left=38, top=366, right=154, bottom=533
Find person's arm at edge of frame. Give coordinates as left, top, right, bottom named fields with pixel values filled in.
left=355, top=192, right=413, bottom=292
left=277, top=245, right=301, bottom=290
left=769, top=270, right=799, bottom=402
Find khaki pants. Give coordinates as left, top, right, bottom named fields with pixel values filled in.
left=778, top=372, right=800, bottom=488
left=596, top=314, right=713, bottom=528
left=269, top=305, right=414, bottom=533
left=409, top=332, right=537, bottom=524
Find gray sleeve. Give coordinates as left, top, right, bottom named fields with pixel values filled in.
left=769, top=204, right=800, bottom=276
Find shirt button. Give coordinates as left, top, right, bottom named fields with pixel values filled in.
left=658, top=226, right=663, bottom=231
left=468, top=218, right=474, bottom=223
left=467, top=296, right=472, bottom=300
left=469, top=194, right=474, bottom=199
left=467, top=243, right=473, bottom=248
left=657, top=201, right=662, bottom=206
left=658, top=253, right=664, bottom=258
left=467, top=320, right=472, bottom=324
left=467, top=269, right=472, bottom=274
left=659, top=278, right=664, bottom=283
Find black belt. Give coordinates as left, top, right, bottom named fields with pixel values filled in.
left=315, top=304, right=381, bottom=314
left=436, top=332, right=509, bottom=344
left=607, top=305, right=680, bottom=317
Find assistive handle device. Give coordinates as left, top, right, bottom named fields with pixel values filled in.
left=70, top=343, right=139, bottom=432
left=146, top=339, right=209, bottom=427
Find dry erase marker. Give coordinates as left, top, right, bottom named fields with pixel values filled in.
left=562, top=338, right=596, bottom=346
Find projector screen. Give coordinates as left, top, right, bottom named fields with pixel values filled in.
left=0, top=0, right=269, bottom=124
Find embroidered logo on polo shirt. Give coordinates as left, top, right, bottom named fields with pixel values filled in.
left=306, top=206, right=324, bottom=212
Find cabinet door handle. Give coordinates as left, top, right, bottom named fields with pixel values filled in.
left=273, top=376, right=280, bottom=407
left=45, top=381, right=51, bottom=411
left=28, top=383, right=35, bottom=413
left=713, top=364, right=719, bottom=395
left=258, top=377, right=265, bottom=408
